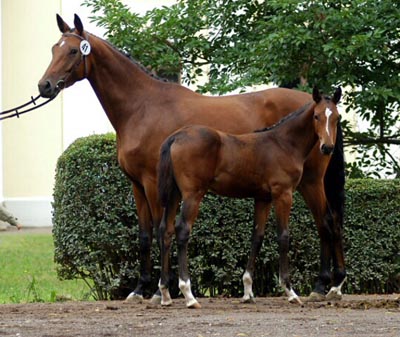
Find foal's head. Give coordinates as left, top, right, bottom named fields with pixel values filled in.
left=38, top=14, right=90, bottom=98
left=312, top=86, right=341, bottom=155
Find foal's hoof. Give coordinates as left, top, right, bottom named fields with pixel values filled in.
left=288, top=296, right=303, bottom=305
left=307, top=291, right=326, bottom=302
left=125, top=292, right=144, bottom=303
left=326, top=290, right=342, bottom=301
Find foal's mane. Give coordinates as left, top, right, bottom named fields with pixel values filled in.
left=254, top=102, right=313, bottom=133
left=254, top=93, right=334, bottom=134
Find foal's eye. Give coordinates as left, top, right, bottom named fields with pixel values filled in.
left=70, top=48, right=79, bottom=55
left=314, top=115, right=319, bottom=121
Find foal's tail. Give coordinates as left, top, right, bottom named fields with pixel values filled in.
left=324, top=122, right=345, bottom=226
left=158, top=136, right=179, bottom=208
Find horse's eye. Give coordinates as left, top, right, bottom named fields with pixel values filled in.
left=70, top=49, right=79, bottom=55
left=314, top=115, right=319, bottom=121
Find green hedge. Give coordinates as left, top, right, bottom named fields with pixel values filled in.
left=53, top=134, right=400, bottom=300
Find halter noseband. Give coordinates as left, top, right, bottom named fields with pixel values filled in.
left=56, top=31, right=91, bottom=90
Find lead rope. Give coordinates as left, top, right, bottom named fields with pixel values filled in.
left=0, top=95, right=56, bottom=121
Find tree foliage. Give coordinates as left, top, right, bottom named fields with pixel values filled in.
left=82, top=0, right=400, bottom=177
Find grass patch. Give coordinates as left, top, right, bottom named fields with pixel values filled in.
left=0, top=230, right=92, bottom=303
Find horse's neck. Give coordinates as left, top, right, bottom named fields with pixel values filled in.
left=274, top=105, right=317, bottom=158
left=86, top=36, right=160, bottom=130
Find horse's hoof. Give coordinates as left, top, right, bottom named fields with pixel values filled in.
left=150, top=294, right=162, bottom=305
left=125, top=292, right=144, bottom=303
left=307, top=291, right=326, bottom=302
left=242, top=296, right=256, bottom=304
left=188, top=301, right=201, bottom=309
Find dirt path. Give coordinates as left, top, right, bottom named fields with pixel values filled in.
left=0, top=294, right=398, bottom=337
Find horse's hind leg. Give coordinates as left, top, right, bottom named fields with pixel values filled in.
left=326, top=210, right=346, bottom=301
left=159, top=192, right=181, bottom=306
left=176, top=193, right=203, bottom=309
left=299, top=183, right=335, bottom=301
left=242, top=199, right=271, bottom=303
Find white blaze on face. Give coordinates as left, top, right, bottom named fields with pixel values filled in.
left=325, top=108, right=333, bottom=136
left=60, top=40, right=66, bottom=48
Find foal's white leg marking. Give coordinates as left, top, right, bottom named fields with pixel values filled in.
left=242, top=271, right=255, bottom=302
left=179, top=278, right=200, bottom=308
left=159, top=279, right=173, bottom=306
left=325, top=108, right=333, bottom=136
left=280, top=277, right=302, bottom=305
left=326, top=276, right=347, bottom=301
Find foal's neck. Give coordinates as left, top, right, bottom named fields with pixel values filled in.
left=273, top=103, right=318, bottom=159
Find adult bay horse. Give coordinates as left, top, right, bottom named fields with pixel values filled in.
left=38, top=14, right=346, bottom=302
left=157, top=87, right=342, bottom=308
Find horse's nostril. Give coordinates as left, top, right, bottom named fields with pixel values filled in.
left=45, top=80, right=51, bottom=89
left=38, top=80, right=54, bottom=98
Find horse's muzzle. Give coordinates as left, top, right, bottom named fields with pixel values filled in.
left=38, top=79, right=61, bottom=99
left=321, top=144, right=334, bottom=155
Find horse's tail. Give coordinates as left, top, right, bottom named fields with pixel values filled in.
left=158, top=136, right=179, bottom=208
left=324, top=122, right=345, bottom=226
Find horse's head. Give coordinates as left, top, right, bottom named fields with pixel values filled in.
left=38, top=14, right=91, bottom=98
left=312, top=86, right=341, bottom=155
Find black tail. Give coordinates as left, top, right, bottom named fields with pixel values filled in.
left=158, top=136, right=179, bottom=208
left=324, top=122, right=345, bottom=226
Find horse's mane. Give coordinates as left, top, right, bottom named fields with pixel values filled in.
left=254, top=102, right=313, bottom=133
left=88, top=32, right=170, bottom=83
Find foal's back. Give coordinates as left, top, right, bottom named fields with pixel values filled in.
left=166, top=123, right=301, bottom=200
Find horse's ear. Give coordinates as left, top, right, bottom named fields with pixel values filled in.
left=332, top=87, right=342, bottom=104
left=312, top=86, right=322, bottom=103
left=56, top=14, right=70, bottom=33
left=74, top=14, right=84, bottom=36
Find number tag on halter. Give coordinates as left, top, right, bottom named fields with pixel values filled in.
left=80, top=40, right=91, bottom=56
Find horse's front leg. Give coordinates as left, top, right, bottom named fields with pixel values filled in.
left=126, top=183, right=154, bottom=302
left=242, top=199, right=271, bottom=303
left=273, top=190, right=302, bottom=305
left=176, top=195, right=203, bottom=309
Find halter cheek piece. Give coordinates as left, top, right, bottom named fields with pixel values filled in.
left=0, top=32, right=91, bottom=120
left=56, top=32, right=91, bottom=90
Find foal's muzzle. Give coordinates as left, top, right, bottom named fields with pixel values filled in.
left=321, top=144, right=334, bottom=155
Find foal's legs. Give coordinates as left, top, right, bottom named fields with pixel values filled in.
left=273, top=189, right=302, bottom=304
left=242, top=199, right=272, bottom=303
left=174, top=193, right=204, bottom=308
left=159, top=192, right=181, bottom=306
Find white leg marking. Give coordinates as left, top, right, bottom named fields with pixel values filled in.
left=179, top=278, right=200, bottom=308
left=159, top=279, right=173, bottom=306
left=326, top=276, right=347, bottom=301
left=125, top=291, right=143, bottom=302
left=242, top=271, right=254, bottom=302
left=325, top=108, right=333, bottom=136
left=280, top=277, right=302, bottom=305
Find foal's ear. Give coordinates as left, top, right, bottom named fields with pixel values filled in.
left=332, top=87, right=342, bottom=104
left=312, top=86, right=322, bottom=103
left=74, top=14, right=84, bottom=36
left=56, top=14, right=71, bottom=33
